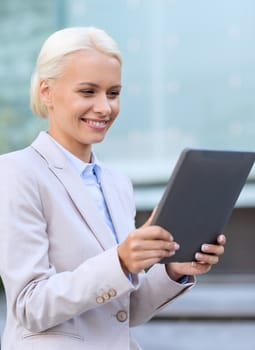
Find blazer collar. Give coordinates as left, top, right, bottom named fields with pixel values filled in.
left=31, top=131, right=118, bottom=250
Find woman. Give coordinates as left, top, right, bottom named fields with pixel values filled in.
left=0, top=27, right=225, bottom=350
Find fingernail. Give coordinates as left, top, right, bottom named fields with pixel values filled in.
left=202, top=244, right=209, bottom=252
left=220, top=235, right=226, bottom=244
left=174, top=243, right=180, bottom=250
left=195, top=252, right=202, bottom=260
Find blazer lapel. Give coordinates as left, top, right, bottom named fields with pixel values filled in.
left=100, top=169, right=134, bottom=244
left=31, top=132, right=117, bottom=250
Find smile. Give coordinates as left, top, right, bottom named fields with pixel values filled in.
left=81, top=118, right=108, bottom=128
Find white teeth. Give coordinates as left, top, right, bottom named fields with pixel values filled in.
left=85, top=119, right=107, bottom=127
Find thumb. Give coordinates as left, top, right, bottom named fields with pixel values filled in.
left=142, top=207, right=158, bottom=228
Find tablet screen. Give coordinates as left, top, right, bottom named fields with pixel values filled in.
left=152, top=149, right=255, bottom=263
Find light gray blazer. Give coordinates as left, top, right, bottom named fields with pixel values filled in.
left=0, top=132, right=194, bottom=350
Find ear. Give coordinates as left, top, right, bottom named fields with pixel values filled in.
left=39, top=80, right=53, bottom=109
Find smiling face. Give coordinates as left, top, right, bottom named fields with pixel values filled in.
left=40, top=49, right=121, bottom=162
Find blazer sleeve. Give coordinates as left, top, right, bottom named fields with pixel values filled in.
left=129, top=264, right=195, bottom=326
left=0, top=156, right=137, bottom=332
left=0, top=154, right=194, bottom=333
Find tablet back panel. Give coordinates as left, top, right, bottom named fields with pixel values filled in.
left=152, top=149, right=255, bottom=263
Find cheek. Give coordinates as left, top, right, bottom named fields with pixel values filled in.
left=53, top=90, right=82, bottom=110
left=76, top=97, right=95, bottom=113
left=111, top=101, right=120, bottom=118
left=51, top=93, right=69, bottom=112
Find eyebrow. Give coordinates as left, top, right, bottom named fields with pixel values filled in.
left=77, top=82, right=122, bottom=89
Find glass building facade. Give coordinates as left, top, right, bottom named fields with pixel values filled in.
left=1, top=0, right=255, bottom=182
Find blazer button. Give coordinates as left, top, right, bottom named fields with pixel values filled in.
left=116, top=310, right=128, bottom=322
left=108, top=288, right=117, bottom=297
left=102, top=292, right=110, bottom=301
left=96, top=296, right=104, bottom=304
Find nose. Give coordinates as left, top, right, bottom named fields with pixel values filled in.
left=93, top=93, right=111, bottom=116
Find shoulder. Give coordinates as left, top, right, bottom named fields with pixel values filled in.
left=0, top=147, right=41, bottom=187
left=0, top=146, right=35, bottom=169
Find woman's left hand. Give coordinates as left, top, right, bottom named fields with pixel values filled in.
left=166, top=234, right=226, bottom=281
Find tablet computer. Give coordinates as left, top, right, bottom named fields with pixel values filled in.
left=151, top=148, right=255, bottom=263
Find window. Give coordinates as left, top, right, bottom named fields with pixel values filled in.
left=1, top=0, right=255, bottom=189
left=67, top=0, right=255, bottom=184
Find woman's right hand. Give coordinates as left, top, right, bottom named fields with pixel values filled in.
left=117, top=213, right=180, bottom=275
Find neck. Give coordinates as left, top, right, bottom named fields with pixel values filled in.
left=47, top=131, right=92, bottom=163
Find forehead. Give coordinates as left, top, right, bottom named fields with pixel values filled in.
left=60, top=49, right=121, bottom=85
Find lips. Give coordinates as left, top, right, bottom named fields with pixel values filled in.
left=80, top=118, right=108, bottom=128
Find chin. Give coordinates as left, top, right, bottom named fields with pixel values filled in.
left=89, top=136, right=106, bottom=144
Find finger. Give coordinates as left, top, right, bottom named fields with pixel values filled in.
left=217, top=234, right=227, bottom=245
left=142, top=207, right=158, bottom=227
left=125, top=248, right=177, bottom=274
left=190, top=261, right=212, bottom=274
left=132, top=247, right=177, bottom=261
left=195, top=252, right=219, bottom=265
left=169, top=261, right=212, bottom=276
left=130, top=239, right=179, bottom=252
left=135, top=226, right=174, bottom=242
left=201, top=243, right=224, bottom=256
left=129, top=256, right=169, bottom=273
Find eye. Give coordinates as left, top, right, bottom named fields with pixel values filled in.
left=79, top=89, right=95, bottom=96
left=107, top=90, right=121, bottom=98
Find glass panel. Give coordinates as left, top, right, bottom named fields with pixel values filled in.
left=0, top=0, right=55, bottom=151
left=1, top=0, right=255, bottom=182
left=66, top=0, right=255, bottom=182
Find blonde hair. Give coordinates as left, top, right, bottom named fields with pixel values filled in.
left=30, top=27, right=122, bottom=118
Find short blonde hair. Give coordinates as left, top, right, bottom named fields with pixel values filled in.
left=30, top=27, right=122, bottom=118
